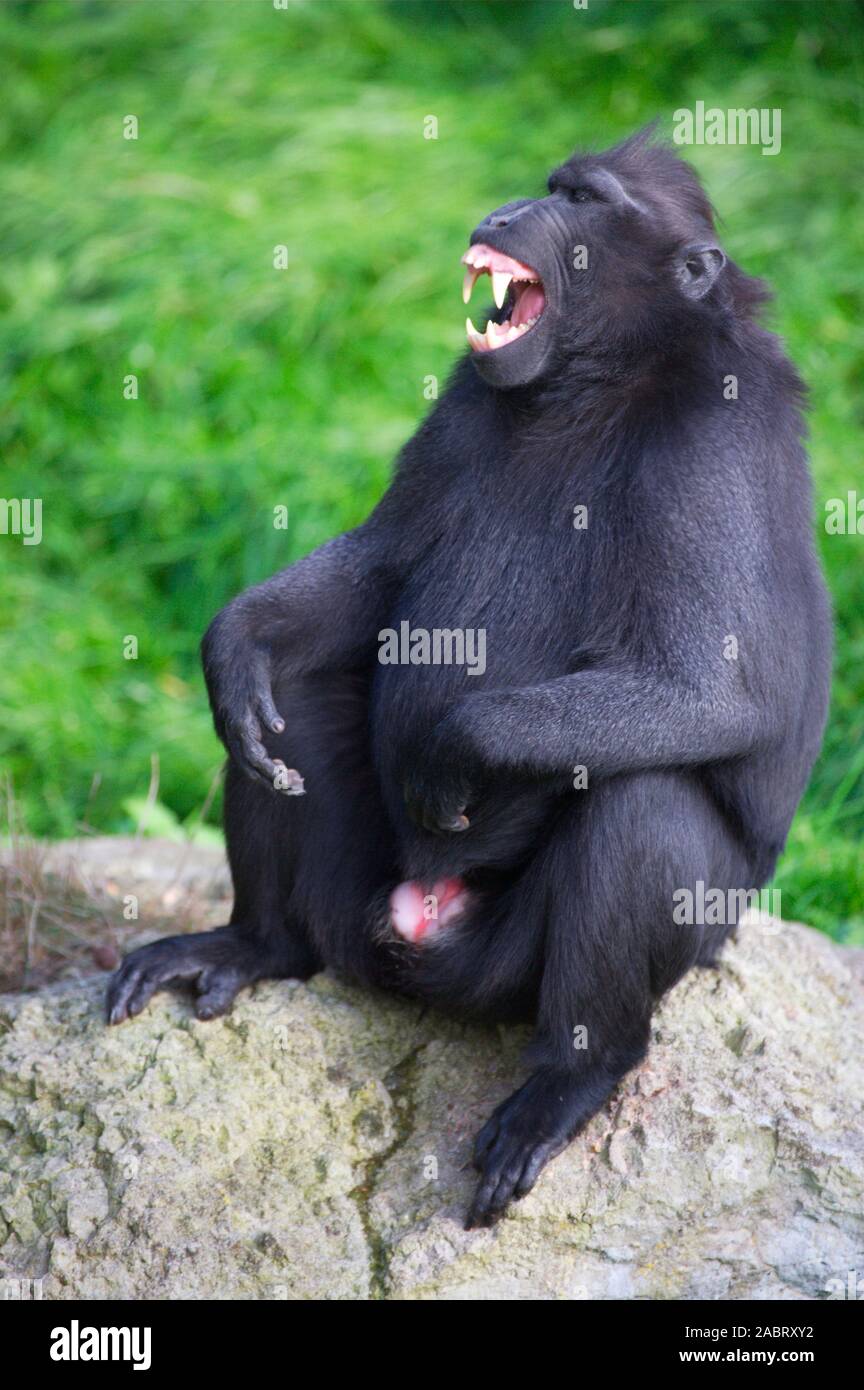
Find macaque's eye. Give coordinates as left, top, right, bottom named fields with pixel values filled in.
left=565, top=186, right=602, bottom=204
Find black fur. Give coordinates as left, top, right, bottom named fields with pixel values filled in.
left=107, top=130, right=831, bottom=1228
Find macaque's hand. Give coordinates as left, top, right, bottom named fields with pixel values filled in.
left=402, top=706, right=480, bottom=834
left=202, top=610, right=302, bottom=795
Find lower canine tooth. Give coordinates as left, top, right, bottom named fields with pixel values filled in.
left=465, top=316, right=484, bottom=348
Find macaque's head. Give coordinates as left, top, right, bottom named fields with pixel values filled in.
left=461, top=126, right=755, bottom=391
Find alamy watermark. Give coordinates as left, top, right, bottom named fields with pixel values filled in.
left=825, top=1270, right=863, bottom=1300
left=0, top=497, right=42, bottom=545
left=378, top=621, right=486, bottom=676
left=672, top=103, right=781, bottom=157
left=672, top=880, right=781, bottom=928
left=2, top=1277, right=45, bottom=1299
left=49, top=1321, right=151, bottom=1370
left=825, top=490, right=864, bottom=534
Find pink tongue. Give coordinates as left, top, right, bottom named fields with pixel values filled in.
left=512, top=283, right=545, bottom=326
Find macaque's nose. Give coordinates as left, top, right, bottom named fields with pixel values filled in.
left=472, top=198, right=536, bottom=237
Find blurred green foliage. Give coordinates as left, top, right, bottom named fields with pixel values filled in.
left=0, top=0, right=861, bottom=939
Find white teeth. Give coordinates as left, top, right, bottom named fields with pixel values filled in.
left=465, top=316, right=486, bottom=349
left=466, top=310, right=542, bottom=352
left=462, top=267, right=480, bottom=304
left=491, top=271, right=511, bottom=309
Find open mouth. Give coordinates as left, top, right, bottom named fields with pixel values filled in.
left=462, top=244, right=546, bottom=352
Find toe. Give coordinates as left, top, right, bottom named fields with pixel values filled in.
left=194, top=967, right=244, bottom=1020
left=472, top=1111, right=501, bottom=1169
left=106, top=936, right=204, bottom=1024
left=467, top=1131, right=521, bottom=1227
left=106, top=965, right=138, bottom=1025
left=515, top=1141, right=554, bottom=1198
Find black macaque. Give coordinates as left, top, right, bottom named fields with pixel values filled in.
left=108, top=129, right=831, bottom=1228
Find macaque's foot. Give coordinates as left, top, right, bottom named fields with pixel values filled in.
left=106, top=926, right=303, bottom=1025
left=466, top=1068, right=588, bottom=1228
left=389, top=877, right=469, bottom=944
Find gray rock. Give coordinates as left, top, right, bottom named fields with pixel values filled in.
left=0, top=868, right=862, bottom=1299
left=33, top=835, right=233, bottom=915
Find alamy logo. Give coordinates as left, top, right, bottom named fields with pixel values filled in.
left=1, top=1277, right=44, bottom=1299
left=672, top=102, right=781, bottom=156
left=672, top=881, right=780, bottom=927
left=0, top=497, right=42, bottom=545
left=378, top=621, right=486, bottom=675
left=50, top=1321, right=152, bottom=1371
left=825, top=1270, right=863, bottom=1300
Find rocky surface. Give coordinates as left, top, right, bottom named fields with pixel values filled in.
left=0, top=841, right=862, bottom=1300
left=33, top=835, right=233, bottom=928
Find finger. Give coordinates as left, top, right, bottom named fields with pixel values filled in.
left=241, top=736, right=281, bottom=784
left=405, top=782, right=470, bottom=835
left=271, top=762, right=305, bottom=796
left=428, top=795, right=470, bottom=834
left=256, top=685, right=285, bottom=735
left=228, top=718, right=284, bottom=789
left=428, top=812, right=469, bottom=835
left=418, top=799, right=456, bottom=835
left=226, top=739, right=277, bottom=791
left=234, top=758, right=280, bottom=794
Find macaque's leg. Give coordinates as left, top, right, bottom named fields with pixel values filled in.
left=108, top=673, right=396, bottom=1024
left=467, top=770, right=751, bottom=1226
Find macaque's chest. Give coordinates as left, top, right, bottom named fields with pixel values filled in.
left=372, top=462, right=619, bottom=733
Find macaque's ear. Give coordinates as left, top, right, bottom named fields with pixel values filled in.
left=676, top=244, right=726, bottom=300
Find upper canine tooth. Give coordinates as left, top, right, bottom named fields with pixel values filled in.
left=462, top=267, right=481, bottom=305
left=491, top=271, right=511, bottom=309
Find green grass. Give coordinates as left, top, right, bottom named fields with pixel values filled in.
left=0, top=0, right=861, bottom=940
